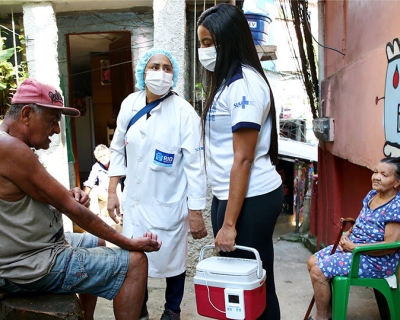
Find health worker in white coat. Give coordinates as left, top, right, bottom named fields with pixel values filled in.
left=107, top=48, right=207, bottom=320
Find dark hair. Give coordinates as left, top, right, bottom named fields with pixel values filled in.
left=5, top=103, right=43, bottom=120
left=197, top=3, right=278, bottom=165
left=380, top=157, right=400, bottom=180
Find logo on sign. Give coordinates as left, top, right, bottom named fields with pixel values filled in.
left=248, top=21, right=257, bottom=28
left=154, top=149, right=174, bottom=167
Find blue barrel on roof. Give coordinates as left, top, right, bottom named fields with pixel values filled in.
left=245, top=12, right=272, bottom=46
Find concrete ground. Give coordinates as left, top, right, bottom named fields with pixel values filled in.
left=94, top=215, right=381, bottom=320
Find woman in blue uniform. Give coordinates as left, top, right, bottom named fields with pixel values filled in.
left=197, top=4, right=283, bottom=319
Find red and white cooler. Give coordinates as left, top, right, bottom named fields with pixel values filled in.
left=194, top=245, right=266, bottom=320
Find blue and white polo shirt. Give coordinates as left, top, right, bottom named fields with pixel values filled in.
left=205, top=65, right=282, bottom=200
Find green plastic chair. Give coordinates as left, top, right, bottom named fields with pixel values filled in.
left=331, top=241, right=400, bottom=320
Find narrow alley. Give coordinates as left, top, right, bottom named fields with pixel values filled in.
left=94, top=215, right=380, bottom=320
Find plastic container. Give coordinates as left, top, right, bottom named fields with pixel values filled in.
left=245, top=13, right=272, bottom=46
left=194, top=245, right=266, bottom=320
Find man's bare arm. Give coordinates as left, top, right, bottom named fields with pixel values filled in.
left=0, top=135, right=161, bottom=252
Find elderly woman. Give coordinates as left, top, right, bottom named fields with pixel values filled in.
left=307, top=157, right=400, bottom=320
left=107, top=48, right=207, bottom=320
left=83, top=144, right=115, bottom=217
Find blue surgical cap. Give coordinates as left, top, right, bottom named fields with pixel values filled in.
left=135, top=48, right=179, bottom=90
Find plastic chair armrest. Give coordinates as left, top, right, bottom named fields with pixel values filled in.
left=350, top=241, right=400, bottom=278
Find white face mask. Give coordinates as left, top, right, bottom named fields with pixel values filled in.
left=145, top=71, right=173, bottom=95
left=198, top=47, right=217, bottom=72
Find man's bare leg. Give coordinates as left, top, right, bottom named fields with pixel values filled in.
left=79, top=294, right=97, bottom=320
left=113, top=251, right=148, bottom=320
left=78, top=238, right=106, bottom=320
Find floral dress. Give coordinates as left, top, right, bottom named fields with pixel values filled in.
left=315, top=190, right=400, bottom=279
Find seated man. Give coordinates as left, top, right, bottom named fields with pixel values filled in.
left=0, top=78, right=162, bottom=320
left=83, top=144, right=121, bottom=220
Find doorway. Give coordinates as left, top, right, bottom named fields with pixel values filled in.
left=67, top=32, right=134, bottom=187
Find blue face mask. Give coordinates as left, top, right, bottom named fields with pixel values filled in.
left=198, top=47, right=217, bottom=72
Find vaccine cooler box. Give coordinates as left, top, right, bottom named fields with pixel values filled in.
left=194, top=245, right=266, bottom=320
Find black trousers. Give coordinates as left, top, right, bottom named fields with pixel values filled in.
left=142, top=271, right=186, bottom=314
left=211, top=185, right=283, bottom=320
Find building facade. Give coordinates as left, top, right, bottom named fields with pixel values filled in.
left=314, top=0, right=400, bottom=248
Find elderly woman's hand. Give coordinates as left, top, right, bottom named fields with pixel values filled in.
left=339, top=233, right=356, bottom=252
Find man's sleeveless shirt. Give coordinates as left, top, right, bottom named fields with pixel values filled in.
left=0, top=130, right=67, bottom=283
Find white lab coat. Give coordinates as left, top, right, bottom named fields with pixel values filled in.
left=109, top=90, right=206, bottom=277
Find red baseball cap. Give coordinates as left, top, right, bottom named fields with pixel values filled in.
left=11, top=78, right=80, bottom=117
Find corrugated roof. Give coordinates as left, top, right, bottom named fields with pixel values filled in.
left=278, top=137, right=318, bottom=162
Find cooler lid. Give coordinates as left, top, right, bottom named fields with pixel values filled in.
left=196, top=256, right=258, bottom=276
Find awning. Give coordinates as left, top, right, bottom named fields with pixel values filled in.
left=278, top=137, right=318, bottom=162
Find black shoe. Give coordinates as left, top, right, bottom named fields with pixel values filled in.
left=139, top=305, right=149, bottom=320
left=160, top=309, right=180, bottom=320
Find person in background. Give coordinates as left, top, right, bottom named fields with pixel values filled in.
left=83, top=144, right=121, bottom=220
left=107, top=48, right=208, bottom=320
left=0, top=78, right=161, bottom=320
left=307, top=157, right=400, bottom=320
left=197, top=4, right=283, bottom=319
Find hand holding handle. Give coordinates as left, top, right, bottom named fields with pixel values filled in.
left=198, top=244, right=264, bottom=279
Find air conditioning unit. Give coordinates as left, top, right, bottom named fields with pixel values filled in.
left=313, top=117, right=334, bottom=141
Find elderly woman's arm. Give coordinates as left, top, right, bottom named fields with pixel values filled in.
left=340, top=222, right=400, bottom=255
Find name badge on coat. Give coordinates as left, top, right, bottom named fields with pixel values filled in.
left=153, top=149, right=174, bottom=167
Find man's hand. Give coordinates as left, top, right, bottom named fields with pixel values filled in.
left=69, top=187, right=90, bottom=208
left=130, top=232, right=162, bottom=252
left=189, top=210, right=208, bottom=239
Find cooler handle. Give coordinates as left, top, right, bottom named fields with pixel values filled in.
left=199, top=245, right=264, bottom=279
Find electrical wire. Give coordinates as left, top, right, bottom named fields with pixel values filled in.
left=300, top=0, right=345, bottom=56
left=278, top=0, right=305, bottom=87
left=0, top=24, right=20, bottom=36
left=199, top=271, right=226, bottom=314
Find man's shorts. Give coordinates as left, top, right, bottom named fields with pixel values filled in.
left=0, top=232, right=129, bottom=300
